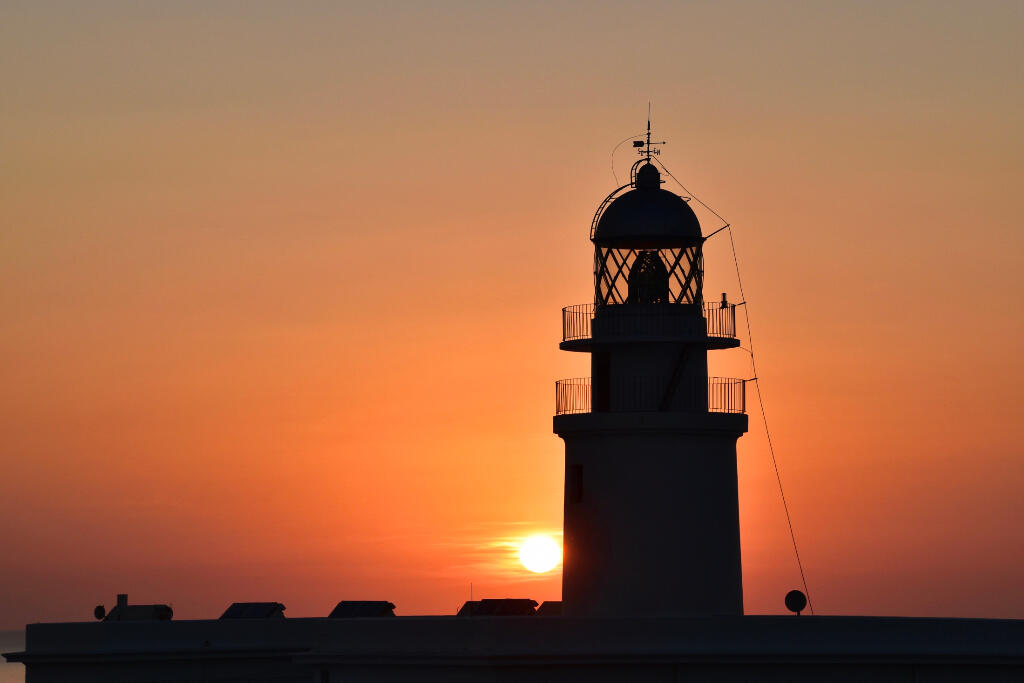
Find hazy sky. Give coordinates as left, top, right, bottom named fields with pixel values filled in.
left=2, top=1, right=1022, bottom=628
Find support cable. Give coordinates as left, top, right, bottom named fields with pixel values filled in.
left=610, top=131, right=647, bottom=185
left=655, top=156, right=815, bottom=615
left=650, top=156, right=730, bottom=225
left=728, top=226, right=815, bottom=616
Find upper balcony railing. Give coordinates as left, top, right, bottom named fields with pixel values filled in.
left=555, top=376, right=747, bottom=416
left=562, top=302, right=738, bottom=343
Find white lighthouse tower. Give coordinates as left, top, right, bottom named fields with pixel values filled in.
left=554, top=130, right=749, bottom=617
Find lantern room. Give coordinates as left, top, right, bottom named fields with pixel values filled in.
left=592, top=162, right=703, bottom=307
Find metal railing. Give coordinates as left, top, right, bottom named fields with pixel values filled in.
left=562, top=304, right=595, bottom=342
left=555, top=376, right=746, bottom=416
left=554, top=377, right=592, bottom=415
left=708, top=377, right=747, bottom=414
left=703, top=303, right=738, bottom=340
left=561, top=303, right=737, bottom=342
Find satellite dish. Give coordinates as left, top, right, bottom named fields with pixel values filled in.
left=785, top=590, right=807, bottom=615
left=94, top=605, right=106, bottom=621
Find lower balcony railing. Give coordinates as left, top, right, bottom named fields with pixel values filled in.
left=555, top=376, right=747, bottom=416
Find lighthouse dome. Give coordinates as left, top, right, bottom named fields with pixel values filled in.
left=594, top=163, right=701, bottom=247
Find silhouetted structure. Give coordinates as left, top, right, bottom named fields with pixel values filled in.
left=101, top=594, right=173, bottom=622
left=4, top=127, right=1023, bottom=681
left=220, top=602, right=286, bottom=619
left=328, top=601, right=395, bottom=618
left=556, top=152, right=746, bottom=618
left=536, top=600, right=562, bottom=616
left=457, top=598, right=538, bottom=616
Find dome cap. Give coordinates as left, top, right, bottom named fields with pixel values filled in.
left=635, top=162, right=661, bottom=189
left=593, top=165, right=701, bottom=247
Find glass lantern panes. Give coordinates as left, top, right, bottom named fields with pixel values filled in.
left=595, top=246, right=702, bottom=306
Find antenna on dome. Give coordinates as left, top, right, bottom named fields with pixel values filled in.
left=646, top=102, right=651, bottom=156
left=636, top=102, right=665, bottom=160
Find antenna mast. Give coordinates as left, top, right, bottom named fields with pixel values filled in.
left=646, top=103, right=652, bottom=160
left=624, top=104, right=666, bottom=187
left=638, top=103, right=665, bottom=161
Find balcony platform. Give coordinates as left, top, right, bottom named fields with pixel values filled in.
left=561, top=302, right=742, bottom=352
left=555, top=376, right=747, bottom=417
left=554, top=409, right=748, bottom=436
left=560, top=336, right=740, bottom=352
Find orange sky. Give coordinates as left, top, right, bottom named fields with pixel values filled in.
left=2, top=2, right=1023, bottom=628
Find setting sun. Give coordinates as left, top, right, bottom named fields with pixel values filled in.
left=519, top=535, right=561, bottom=573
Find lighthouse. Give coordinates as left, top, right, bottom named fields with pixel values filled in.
left=554, top=130, right=749, bottom=617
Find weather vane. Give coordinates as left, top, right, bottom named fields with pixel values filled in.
left=632, top=103, right=665, bottom=160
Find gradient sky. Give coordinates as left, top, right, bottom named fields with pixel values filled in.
left=2, top=1, right=1022, bottom=628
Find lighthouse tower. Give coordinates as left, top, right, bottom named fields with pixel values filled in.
left=554, top=132, right=748, bottom=617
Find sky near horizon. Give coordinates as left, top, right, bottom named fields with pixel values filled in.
left=1, top=1, right=1023, bottom=628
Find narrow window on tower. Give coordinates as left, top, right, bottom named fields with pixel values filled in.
left=567, top=464, right=583, bottom=504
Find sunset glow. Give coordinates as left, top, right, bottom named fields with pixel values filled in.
left=1, top=2, right=1022, bottom=631
left=519, top=536, right=562, bottom=574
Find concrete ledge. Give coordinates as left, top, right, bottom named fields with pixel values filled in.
left=7, top=615, right=1024, bottom=662
left=560, top=336, right=741, bottom=352
left=7, top=616, right=1024, bottom=682
left=554, top=411, right=748, bottom=436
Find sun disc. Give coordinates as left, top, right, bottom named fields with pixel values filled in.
left=519, top=535, right=561, bottom=573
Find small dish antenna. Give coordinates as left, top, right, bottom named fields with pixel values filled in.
left=93, top=605, right=106, bottom=621
left=785, top=589, right=807, bottom=615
